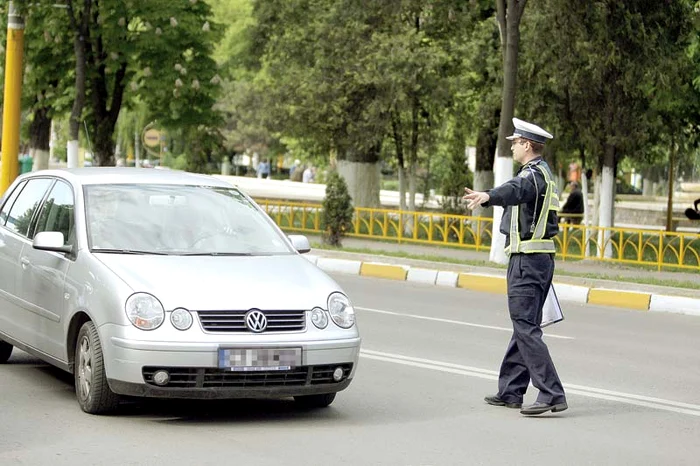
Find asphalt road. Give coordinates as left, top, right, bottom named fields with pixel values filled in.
left=1, top=273, right=699, bottom=465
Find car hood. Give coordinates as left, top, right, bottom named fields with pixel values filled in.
left=93, top=253, right=342, bottom=310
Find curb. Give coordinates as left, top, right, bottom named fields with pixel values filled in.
left=304, top=254, right=700, bottom=316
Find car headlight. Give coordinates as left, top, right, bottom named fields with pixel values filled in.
left=327, top=292, right=355, bottom=329
left=311, top=307, right=328, bottom=329
left=125, top=293, right=165, bottom=330
left=171, top=308, right=193, bottom=330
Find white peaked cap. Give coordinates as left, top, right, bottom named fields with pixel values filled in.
left=506, top=117, right=554, bottom=143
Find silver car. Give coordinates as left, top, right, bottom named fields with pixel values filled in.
left=0, top=168, right=360, bottom=414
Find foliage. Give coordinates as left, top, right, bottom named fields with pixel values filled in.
left=438, top=120, right=473, bottom=214
left=322, top=170, right=354, bottom=246
left=519, top=0, right=699, bottom=172
left=1, top=1, right=223, bottom=168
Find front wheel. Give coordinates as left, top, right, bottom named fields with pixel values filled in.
left=75, top=321, right=120, bottom=414
left=0, top=339, right=13, bottom=363
left=294, top=393, right=336, bottom=409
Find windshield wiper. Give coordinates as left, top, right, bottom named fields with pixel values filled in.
left=92, top=248, right=170, bottom=255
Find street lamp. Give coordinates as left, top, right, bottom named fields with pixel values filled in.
left=0, top=1, right=25, bottom=195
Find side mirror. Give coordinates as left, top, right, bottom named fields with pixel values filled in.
left=288, top=234, right=311, bottom=254
left=33, top=231, right=73, bottom=254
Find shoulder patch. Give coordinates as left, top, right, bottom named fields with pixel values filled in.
left=518, top=167, right=535, bottom=178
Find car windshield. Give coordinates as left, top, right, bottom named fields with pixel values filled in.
left=84, top=184, right=294, bottom=255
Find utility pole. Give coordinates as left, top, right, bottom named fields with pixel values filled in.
left=0, top=1, right=25, bottom=195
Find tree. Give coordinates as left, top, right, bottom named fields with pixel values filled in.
left=322, top=170, right=354, bottom=246
left=490, top=0, right=528, bottom=264
left=521, top=0, right=697, bottom=251
left=0, top=3, right=74, bottom=170
left=60, top=1, right=224, bottom=167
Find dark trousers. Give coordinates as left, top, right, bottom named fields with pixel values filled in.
left=498, top=253, right=566, bottom=405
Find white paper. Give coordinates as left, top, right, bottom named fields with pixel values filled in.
left=541, top=285, right=564, bottom=328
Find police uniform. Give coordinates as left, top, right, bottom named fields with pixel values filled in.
left=483, top=118, right=567, bottom=412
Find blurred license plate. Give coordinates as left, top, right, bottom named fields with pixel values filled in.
left=218, top=348, right=302, bottom=371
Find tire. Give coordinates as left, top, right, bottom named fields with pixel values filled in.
left=0, top=339, right=12, bottom=363
left=294, top=393, right=336, bottom=409
left=75, top=321, right=120, bottom=414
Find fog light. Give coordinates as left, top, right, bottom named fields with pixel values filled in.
left=311, top=307, right=328, bottom=329
left=332, top=367, right=344, bottom=382
left=153, top=370, right=170, bottom=386
left=171, top=308, right=193, bottom=330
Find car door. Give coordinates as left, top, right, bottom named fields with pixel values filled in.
left=18, top=179, right=75, bottom=361
left=0, top=178, right=54, bottom=348
left=0, top=180, right=27, bottom=340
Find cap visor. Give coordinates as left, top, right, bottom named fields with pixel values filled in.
left=506, top=135, right=519, bottom=140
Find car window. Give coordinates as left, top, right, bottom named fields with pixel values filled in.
left=32, top=181, right=75, bottom=244
left=5, top=178, right=54, bottom=237
left=0, top=180, right=27, bottom=225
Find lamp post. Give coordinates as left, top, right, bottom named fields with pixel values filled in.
left=0, top=1, right=25, bottom=195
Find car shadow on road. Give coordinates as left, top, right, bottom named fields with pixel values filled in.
left=117, top=397, right=348, bottom=423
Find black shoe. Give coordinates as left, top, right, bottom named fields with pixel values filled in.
left=520, top=401, right=568, bottom=415
left=484, top=395, right=522, bottom=409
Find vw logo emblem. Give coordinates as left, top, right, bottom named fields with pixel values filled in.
left=245, top=310, right=267, bottom=332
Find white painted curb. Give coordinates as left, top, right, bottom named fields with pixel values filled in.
left=649, top=295, right=700, bottom=317
left=553, top=283, right=590, bottom=304
left=316, top=257, right=362, bottom=275
left=435, top=271, right=459, bottom=287
left=407, top=268, right=438, bottom=285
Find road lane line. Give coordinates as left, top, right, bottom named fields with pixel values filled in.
left=356, top=306, right=575, bottom=340
left=360, top=349, right=700, bottom=417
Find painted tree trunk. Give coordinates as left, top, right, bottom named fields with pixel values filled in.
left=597, top=148, right=615, bottom=259
left=490, top=156, right=513, bottom=264
left=582, top=171, right=592, bottom=258
left=491, top=0, right=524, bottom=265
left=337, top=160, right=381, bottom=208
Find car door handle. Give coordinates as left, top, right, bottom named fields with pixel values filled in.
left=20, top=257, right=30, bottom=269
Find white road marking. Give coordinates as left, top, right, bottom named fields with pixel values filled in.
left=361, top=349, right=700, bottom=417
left=356, top=306, right=575, bottom=340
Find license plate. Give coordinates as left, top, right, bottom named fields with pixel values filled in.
left=218, top=348, right=302, bottom=371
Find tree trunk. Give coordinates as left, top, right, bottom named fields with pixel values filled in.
left=337, top=160, right=381, bottom=208
left=597, top=145, right=615, bottom=259
left=473, top=117, right=497, bottom=228
left=491, top=0, right=526, bottom=265
left=391, top=112, right=407, bottom=211
left=88, top=57, right=127, bottom=166
left=665, top=133, right=676, bottom=232
left=29, top=106, right=51, bottom=171
left=66, top=0, right=91, bottom=168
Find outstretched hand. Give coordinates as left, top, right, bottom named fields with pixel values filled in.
left=462, top=187, right=490, bottom=210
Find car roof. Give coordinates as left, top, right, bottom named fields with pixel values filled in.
left=18, top=167, right=235, bottom=188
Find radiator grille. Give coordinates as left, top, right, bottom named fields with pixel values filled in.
left=197, top=310, right=306, bottom=332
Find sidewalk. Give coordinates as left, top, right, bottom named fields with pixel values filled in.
left=304, top=235, right=700, bottom=315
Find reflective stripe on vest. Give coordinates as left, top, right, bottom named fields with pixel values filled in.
left=505, top=163, right=557, bottom=256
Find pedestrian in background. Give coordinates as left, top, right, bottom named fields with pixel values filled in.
left=560, top=181, right=584, bottom=225
left=463, top=117, right=568, bottom=416
left=302, top=166, right=315, bottom=183
left=257, top=159, right=270, bottom=179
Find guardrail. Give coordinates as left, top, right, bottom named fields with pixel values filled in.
left=257, top=199, right=700, bottom=271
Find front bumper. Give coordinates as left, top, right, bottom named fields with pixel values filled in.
left=102, top=328, right=361, bottom=399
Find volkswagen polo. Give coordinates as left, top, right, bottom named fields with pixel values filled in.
left=0, top=168, right=360, bottom=414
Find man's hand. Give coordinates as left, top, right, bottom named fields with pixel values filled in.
left=463, top=187, right=490, bottom=210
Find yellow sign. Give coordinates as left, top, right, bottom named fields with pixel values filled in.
left=144, top=129, right=161, bottom=148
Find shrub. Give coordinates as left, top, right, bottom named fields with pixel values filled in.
left=322, top=171, right=354, bottom=246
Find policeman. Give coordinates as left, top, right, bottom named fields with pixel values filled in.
left=463, top=117, right=567, bottom=416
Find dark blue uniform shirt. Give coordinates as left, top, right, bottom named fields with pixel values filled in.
left=482, top=158, right=559, bottom=247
